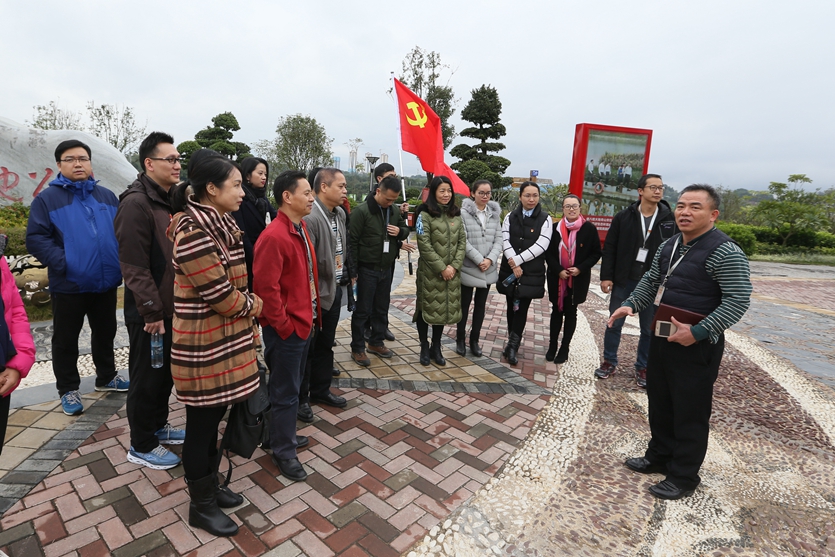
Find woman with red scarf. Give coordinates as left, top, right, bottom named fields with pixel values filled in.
left=545, top=195, right=601, bottom=363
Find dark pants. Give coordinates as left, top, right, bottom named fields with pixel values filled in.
left=301, top=287, right=341, bottom=402
left=458, top=285, right=490, bottom=342
left=549, top=294, right=578, bottom=349
left=264, top=326, right=311, bottom=460
left=416, top=311, right=443, bottom=345
left=603, top=279, right=656, bottom=369
left=644, top=335, right=725, bottom=490
left=51, top=289, right=118, bottom=395
left=182, top=404, right=227, bottom=480
left=505, top=296, right=532, bottom=337
left=351, top=266, right=392, bottom=353
left=126, top=320, right=173, bottom=453
left=0, top=393, right=9, bottom=456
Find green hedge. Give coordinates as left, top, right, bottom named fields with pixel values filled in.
left=716, top=223, right=757, bottom=256
left=0, top=204, right=30, bottom=256
left=754, top=242, right=835, bottom=256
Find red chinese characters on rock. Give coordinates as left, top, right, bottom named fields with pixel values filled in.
left=0, top=166, right=54, bottom=202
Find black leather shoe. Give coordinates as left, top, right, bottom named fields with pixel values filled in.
left=625, top=457, right=667, bottom=475
left=455, top=338, right=466, bottom=356
left=469, top=339, right=482, bottom=357
left=332, top=368, right=341, bottom=377
left=272, top=455, right=307, bottom=482
left=419, top=341, right=430, bottom=366
left=384, top=328, right=395, bottom=341
left=554, top=346, right=569, bottom=364
left=649, top=480, right=695, bottom=500
left=310, top=392, right=347, bottom=408
left=429, top=343, right=446, bottom=366
left=545, top=342, right=557, bottom=362
left=297, top=402, right=314, bottom=423
left=296, top=435, right=309, bottom=448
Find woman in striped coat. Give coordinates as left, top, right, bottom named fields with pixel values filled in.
left=168, top=156, right=263, bottom=538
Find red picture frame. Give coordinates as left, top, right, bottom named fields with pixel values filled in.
left=568, top=123, right=653, bottom=242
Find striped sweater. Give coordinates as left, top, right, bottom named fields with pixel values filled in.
left=168, top=198, right=264, bottom=407
left=624, top=227, right=752, bottom=344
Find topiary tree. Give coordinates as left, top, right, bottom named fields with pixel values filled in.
left=450, top=85, right=512, bottom=187
left=187, top=112, right=251, bottom=161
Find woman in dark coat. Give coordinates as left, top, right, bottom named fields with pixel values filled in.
left=545, top=194, right=601, bottom=363
left=496, top=181, right=553, bottom=365
left=232, top=157, right=276, bottom=290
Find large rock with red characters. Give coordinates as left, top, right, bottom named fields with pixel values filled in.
left=0, top=117, right=136, bottom=205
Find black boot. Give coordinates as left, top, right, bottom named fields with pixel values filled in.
left=187, top=474, right=238, bottom=537
left=420, top=341, right=431, bottom=366
left=429, top=343, right=446, bottom=366
left=215, top=476, right=244, bottom=509
left=455, top=332, right=466, bottom=356
left=545, top=341, right=558, bottom=362
left=469, top=334, right=483, bottom=357
left=555, top=345, right=570, bottom=364
left=505, top=332, right=521, bottom=366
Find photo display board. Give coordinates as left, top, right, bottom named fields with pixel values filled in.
left=568, top=123, right=653, bottom=241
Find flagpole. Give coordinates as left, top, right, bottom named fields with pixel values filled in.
left=392, top=71, right=407, bottom=202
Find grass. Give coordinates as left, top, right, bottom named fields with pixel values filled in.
left=749, top=253, right=835, bottom=266
left=22, top=287, right=126, bottom=323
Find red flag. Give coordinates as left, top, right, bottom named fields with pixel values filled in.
left=393, top=78, right=470, bottom=196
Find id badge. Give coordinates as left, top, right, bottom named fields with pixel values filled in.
left=335, top=254, right=343, bottom=275
left=636, top=248, right=649, bottom=263
left=653, top=285, right=665, bottom=306
left=383, top=241, right=390, bottom=254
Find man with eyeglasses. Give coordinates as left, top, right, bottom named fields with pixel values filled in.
left=26, top=140, right=127, bottom=416
left=113, top=132, right=185, bottom=470
left=596, top=174, right=676, bottom=387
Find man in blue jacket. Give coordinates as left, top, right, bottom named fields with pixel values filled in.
left=26, top=140, right=127, bottom=416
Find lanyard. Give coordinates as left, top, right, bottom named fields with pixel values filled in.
left=384, top=206, right=391, bottom=231
left=639, top=206, right=659, bottom=248
left=314, top=200, right=339, bottom=241
left=662, top=235, right=687, bottom=283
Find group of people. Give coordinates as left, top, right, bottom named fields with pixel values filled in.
left=3, top=131, right=753, bottom=543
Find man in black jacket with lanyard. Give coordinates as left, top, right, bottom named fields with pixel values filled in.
left=608, top=184, right=751, bottom=500
left=596, top=174, right=676, bottom=387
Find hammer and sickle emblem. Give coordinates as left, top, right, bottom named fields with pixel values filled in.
left=405, top=102, right=428, bottom=128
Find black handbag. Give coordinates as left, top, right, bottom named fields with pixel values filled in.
left=217, top=364, right=270, bottom=486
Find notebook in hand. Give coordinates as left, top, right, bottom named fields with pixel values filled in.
left=651, top=303, right=707, bottom=328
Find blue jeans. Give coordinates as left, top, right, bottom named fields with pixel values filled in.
left=263, top=327, right=311, bottom=460
left=603, top=279, right=656, bottom=369
left=350, top=266, right=392, bottom=353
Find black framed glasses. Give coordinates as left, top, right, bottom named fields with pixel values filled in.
left=149, top=157, right=184, bottom=165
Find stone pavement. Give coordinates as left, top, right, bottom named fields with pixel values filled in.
left=0, top=260, right=834, bottom=556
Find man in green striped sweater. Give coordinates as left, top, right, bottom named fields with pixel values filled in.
left=608, top=184, right=752, bottom=500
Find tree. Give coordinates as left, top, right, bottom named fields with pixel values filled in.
left=86, top=102, right=147, bottom=155
left=450, top=85, right=512, bottom=187
left=716, top=186, right=744, bottom=223
left=255, top=114, right=333, bottom=173
left=399, top=46, right=457, bottom=150
left=751, top=174, right=827, bottom=245
left=28, top=101, right=84, bottom=131
left=187, top=112, right=251, bottom=161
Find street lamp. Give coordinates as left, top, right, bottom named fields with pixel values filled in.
left=366, top=155, right=379, bottom=193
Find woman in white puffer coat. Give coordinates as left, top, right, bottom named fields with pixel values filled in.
left=456, top=180, right=503, bottom=357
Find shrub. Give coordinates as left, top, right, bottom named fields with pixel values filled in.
left=405, top=187, right=422, bottom=201
left=716, top=223, right=757, bottom=256
left=1, top=227, right=27, bottom=256
left=0, top=203, right=30, bottom=228
left=816, top=231, right=835, bottom=249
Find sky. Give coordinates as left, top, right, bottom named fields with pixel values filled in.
left=2, top=0, right=834, bottom=193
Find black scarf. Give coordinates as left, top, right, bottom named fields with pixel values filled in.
left=243, top=182, right=270, bottom=220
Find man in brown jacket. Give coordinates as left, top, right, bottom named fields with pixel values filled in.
left=113, top=132, right=184, bottom=470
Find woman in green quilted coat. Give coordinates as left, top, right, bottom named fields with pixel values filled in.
left=414, top=176, right=466, bottom=366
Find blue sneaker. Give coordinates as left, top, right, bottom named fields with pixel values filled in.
left=126, top=445, right=181, bottom=470
left=155, top=423, right=186, bottom=445
left=95, top=374, right=130, bottom=392
left=60, top=390, right=84, bottom=416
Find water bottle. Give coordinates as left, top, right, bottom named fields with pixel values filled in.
left=502, top=273, right=518, bottom=287
left=151, top=333, right=163, bottom=369
left=513, top=298, right=520, bottom=312
left=353, top=282, right=358, bottom=299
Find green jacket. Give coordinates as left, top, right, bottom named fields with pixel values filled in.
left=349, top=194, right=410, bottom=271
left=414, top=205, right=466, bottom=325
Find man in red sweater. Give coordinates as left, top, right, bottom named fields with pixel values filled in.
left=253, top=170, right=320, bottom=482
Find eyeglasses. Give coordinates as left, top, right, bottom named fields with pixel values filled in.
left=643, top=185, right=665, bottom=192
left=60, top=157, right=90, bottom=163
left=563, top=205, right=580, bottom=210
left=149, top=157, right=184, bottom=165
left=475, top=191, right=491, bottom=197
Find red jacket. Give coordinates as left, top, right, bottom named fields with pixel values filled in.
left=253, top=210, right=321, bottom=340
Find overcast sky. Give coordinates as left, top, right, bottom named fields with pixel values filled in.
left=3, top=0, right=833, bottom=192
